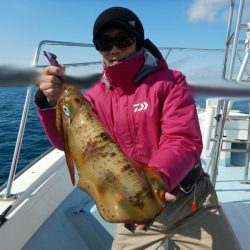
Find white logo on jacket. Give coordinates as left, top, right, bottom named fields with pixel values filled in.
left=133, top=102, right=148, bottom=112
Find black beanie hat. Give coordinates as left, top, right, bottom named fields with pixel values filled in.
left=93, top=7, right=144, bottom=48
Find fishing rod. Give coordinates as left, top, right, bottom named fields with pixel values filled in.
left=1, top=65, right=250, bottom=98
left=0, top=65, right=102, bottom=89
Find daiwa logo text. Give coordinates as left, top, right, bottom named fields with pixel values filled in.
left=133, top=102, right=148, bottom=112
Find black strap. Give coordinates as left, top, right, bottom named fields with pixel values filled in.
left=179, top=161, right=203, bottom=193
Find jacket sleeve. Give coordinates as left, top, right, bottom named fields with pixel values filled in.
left=148, top=73, right=203, bottom=191
left=35, top=89, right=64, bottom=150
left=36, top=107, right=65, bottom=150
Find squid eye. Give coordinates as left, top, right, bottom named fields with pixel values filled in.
left=63, top=105, right=71, bottom=116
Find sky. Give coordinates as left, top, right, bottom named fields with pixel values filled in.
left=0, top=0, right=250, bottom=79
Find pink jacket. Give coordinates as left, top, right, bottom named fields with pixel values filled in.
left=36, top=47, right=203, bottom=191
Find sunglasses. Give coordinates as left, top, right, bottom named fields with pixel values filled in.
left=94, top=33, right=136, bottom=51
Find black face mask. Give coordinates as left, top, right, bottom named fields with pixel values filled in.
left=94, top=33, right=136, bottom=51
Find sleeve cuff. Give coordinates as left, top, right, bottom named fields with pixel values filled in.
left=34, top=89, right=56, bottom=109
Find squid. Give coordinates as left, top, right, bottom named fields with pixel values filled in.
left=56, top=84, right=166, bottom=224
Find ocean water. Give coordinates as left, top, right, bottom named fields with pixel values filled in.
left=0, top=87, right=51, bottom=186
left=0, top=87, right=249, bottom=187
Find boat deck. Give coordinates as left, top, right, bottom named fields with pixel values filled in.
left=23, top=188, right=114, bottom=250
left=22, top=159, right=250, bottom=250
left=216, top=165, right=250, bottom=204
left=215, top=164, right=250, bottom=250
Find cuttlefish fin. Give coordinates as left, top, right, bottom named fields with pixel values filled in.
left=56, top=104, right=75, bottom=185
left=63, top=127, right=75, bottom=186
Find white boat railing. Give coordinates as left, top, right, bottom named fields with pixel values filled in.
left=227, top=0, right=245, bottom=80
left=3, top=87, right=33, bottom=199
left=207, top=0, right=250, bottom=186
left=237, top=23, right=250, bottom=81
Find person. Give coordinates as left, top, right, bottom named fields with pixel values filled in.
left=35, top=6, right=241, bottom=250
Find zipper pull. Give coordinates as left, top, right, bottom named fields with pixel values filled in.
left=191, top=184, right=197, bottom=212
left=191, top=200, right=197, bottom=212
